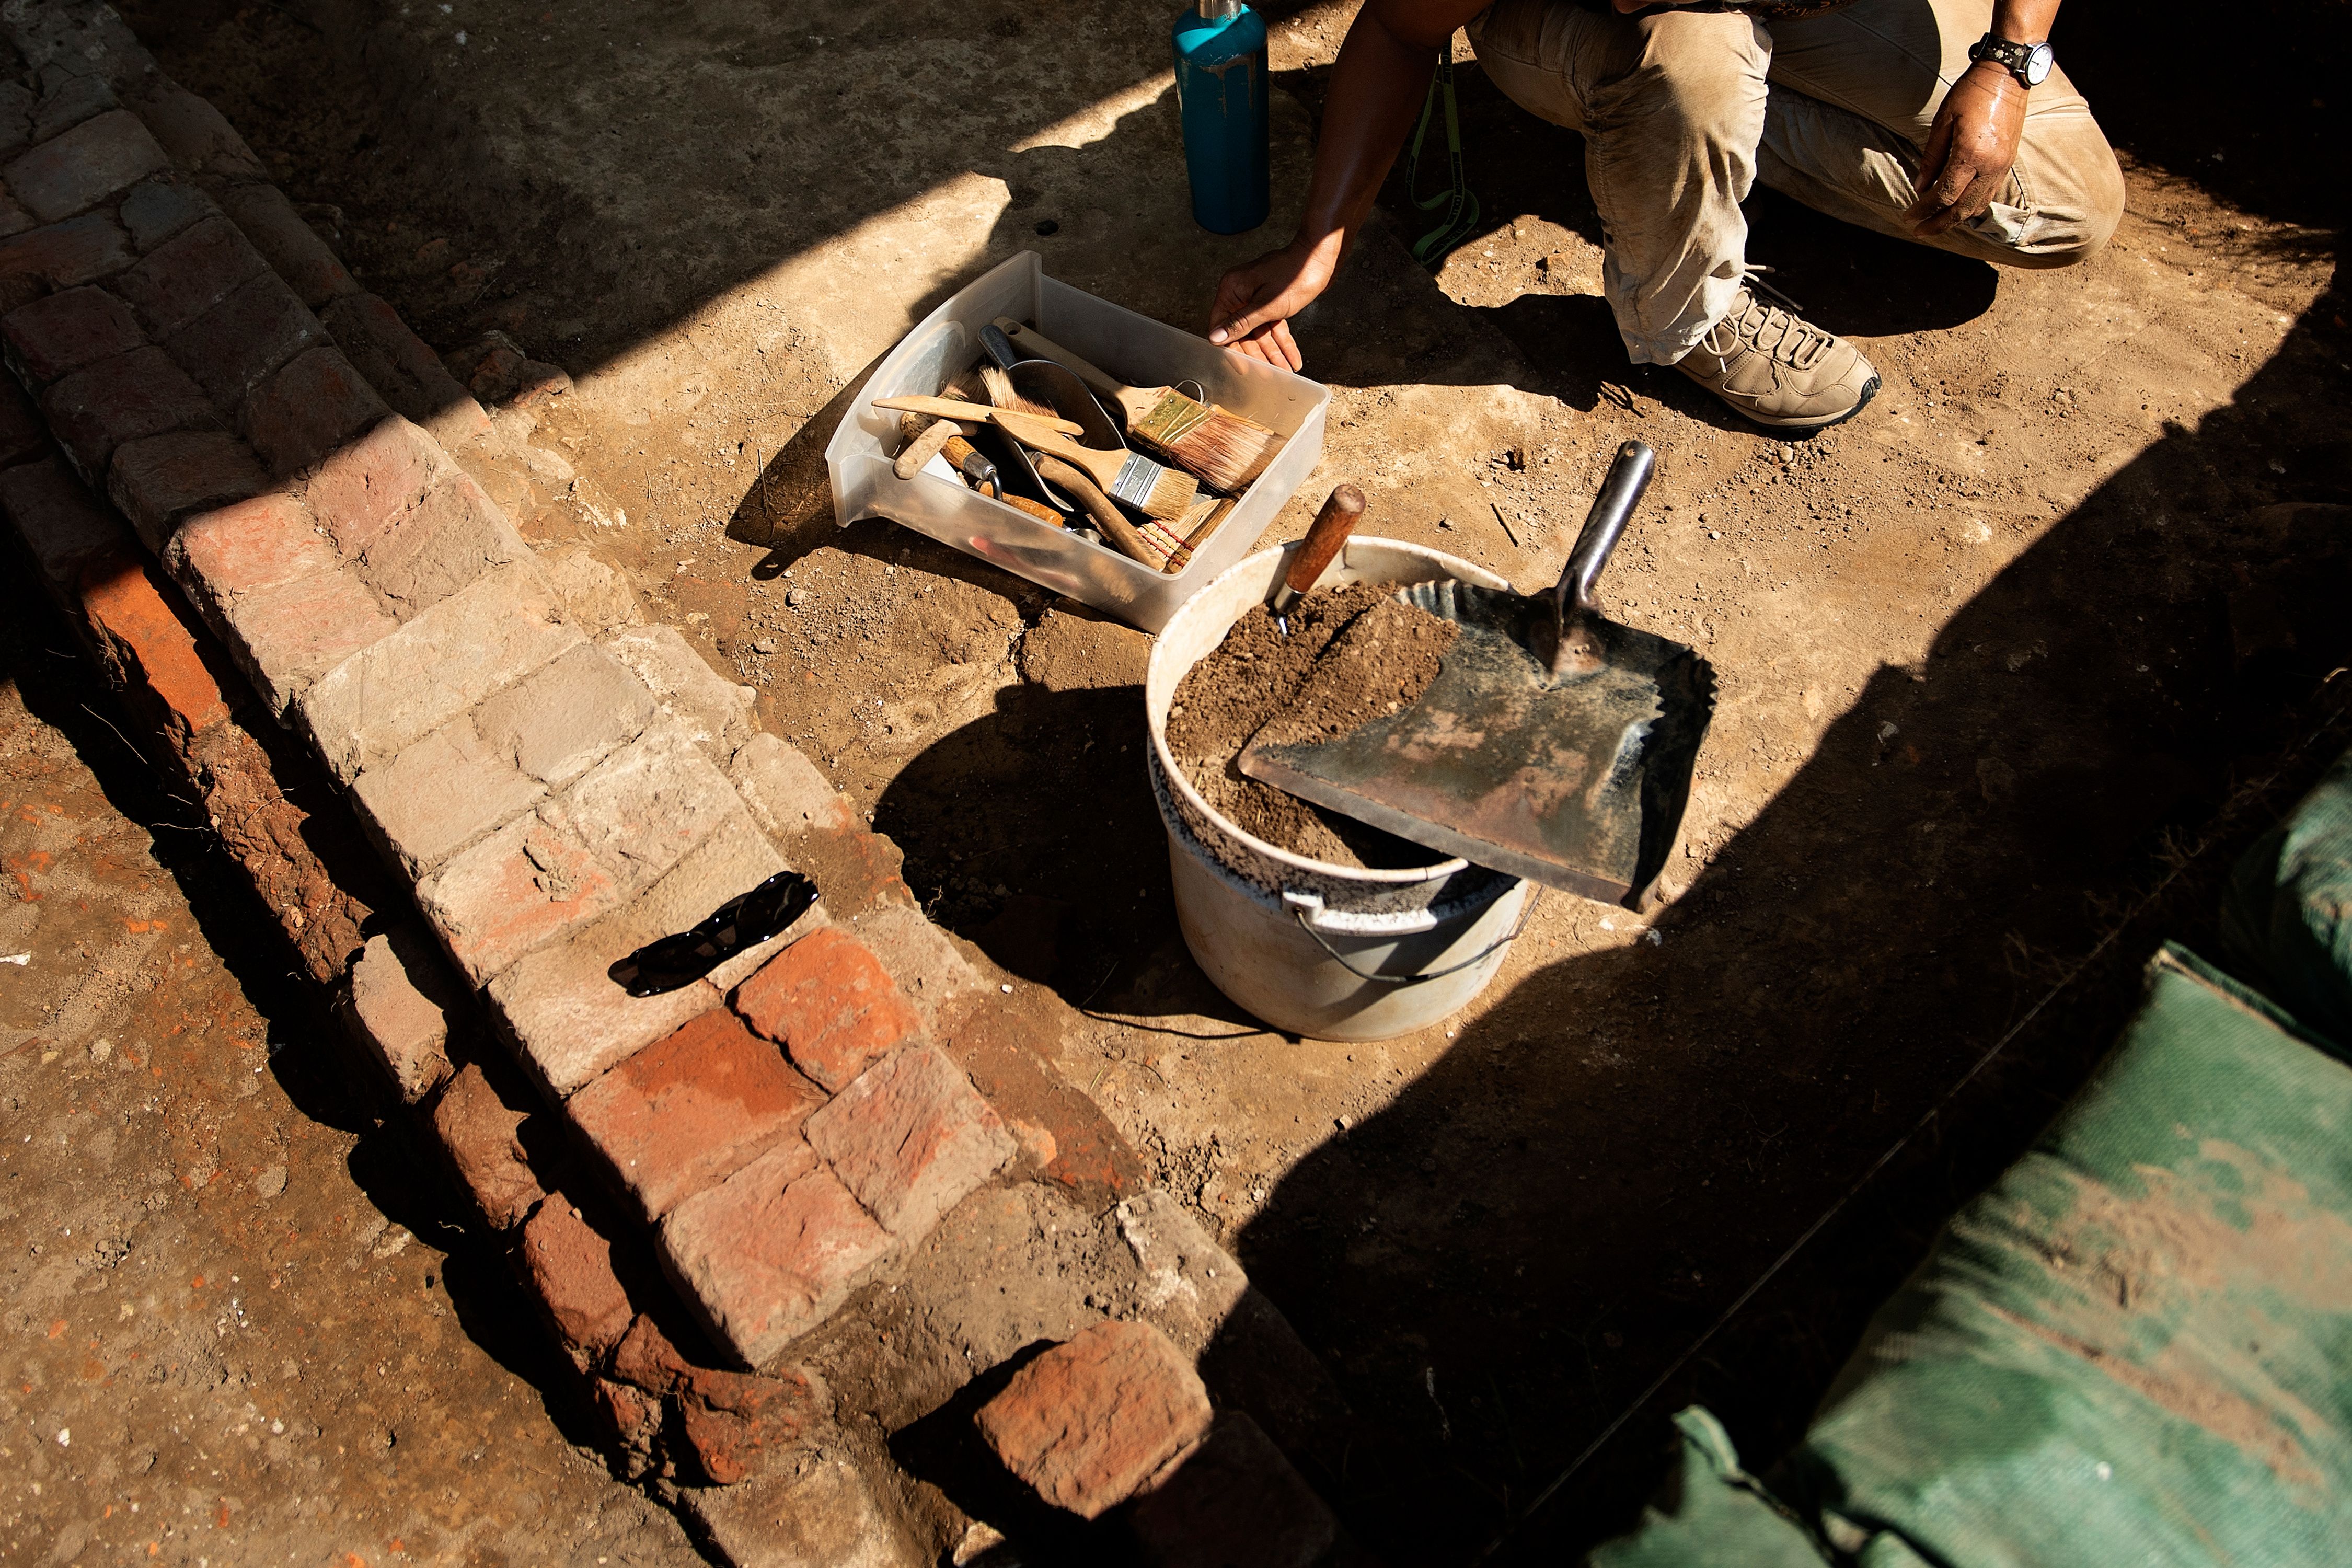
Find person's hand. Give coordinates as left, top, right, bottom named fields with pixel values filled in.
left=1207, top=235, right=1341, bottom=371
left=1907, top=62, right=2027, bottom=237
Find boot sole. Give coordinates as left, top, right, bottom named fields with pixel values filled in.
left=1710, top=373, right=1882, bottom=432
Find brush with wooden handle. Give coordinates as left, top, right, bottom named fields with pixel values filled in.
left=1271, top=484, right=1367, bottom=633
left=994, top=317, right=1284, bottom=494
left=986, top=408, right=1200, bottom=523
left=874, top=395, right=1083, bottom=437
left=1032, top=455, right=1167, bottom=567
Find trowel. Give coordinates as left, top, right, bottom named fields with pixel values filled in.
left=1239, top=440, right=1714, bottom=906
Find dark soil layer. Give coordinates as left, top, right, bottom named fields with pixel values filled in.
left=1253, top=597, right=1459, bottom=750
left=1168, top=582, right=1452, bottom=867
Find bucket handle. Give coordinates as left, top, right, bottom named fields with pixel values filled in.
left=1282, top=890, right=1530, bottom=988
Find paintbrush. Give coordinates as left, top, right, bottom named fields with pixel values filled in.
left=872, top=395, right=1083, bottom=436
left=994, top=318, right=1283, bottom=494
left=988, top=409, right=1200, bottom=523
left=978, top=363, right=1063, bottom=423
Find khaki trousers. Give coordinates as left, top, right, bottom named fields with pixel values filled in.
left=1468, top=0, right=2127, bottom=364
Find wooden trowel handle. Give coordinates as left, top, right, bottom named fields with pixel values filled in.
left=1272, top=485, right=1366, bottom=614
left=1560, top=441, right=1655, bottom=613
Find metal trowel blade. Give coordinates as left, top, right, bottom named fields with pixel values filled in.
left=1239, top=580, right=1716, bottom=904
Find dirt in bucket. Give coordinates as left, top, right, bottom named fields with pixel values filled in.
left=1167, top=583, right=1459, bottom=868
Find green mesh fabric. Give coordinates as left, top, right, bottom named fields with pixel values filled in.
left=1586, top=1408, right=1831, bottom=1567
left=2223, top=743, right=2352, bottom=1053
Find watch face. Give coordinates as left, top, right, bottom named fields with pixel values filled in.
left=2024, top=42, right=2054, bottom=84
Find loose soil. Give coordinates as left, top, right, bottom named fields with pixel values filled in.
left=1167, top=583, right=1439, bottom=865
left=1169, top=586, right=1458, bottom=866
left=93, top=0, right=2352, bottom=1561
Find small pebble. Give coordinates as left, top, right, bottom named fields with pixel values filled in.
left=753, top=637, right=778, bottom=654
left=786, top=586, right=812, bottom=608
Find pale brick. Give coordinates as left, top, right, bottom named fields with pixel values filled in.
left=429, top=1063, right=544, bottom=1231
left=1, top=284, right=142, bottom=386
left=679, top=1458, right=921, bottom=1568
left=557, top=722, right=749, bottom=895
left=117, top=176, right=215, bottom=252
left=131, top=84, right=267, bottom=181
left=106, top=214, right=268, bottom=339
left=418, top=802, right=623, bottom=990
left=474, top=641, right=658, bottom=787
left=601, top=625, right=755, bottom=752
left=304, top=413, right=454, bottom=556
left=538, top=543, right=642, bottom=633
left=215, top=181, right=355, bottom=309
left=241, top=344, right=392, bottom=477
left=803, top=1045, right=1014, bottom=1238
left=974, top=1320, right=1212, bottom=1520
left=567, top=1007, right=824, bottom=1222
left=353, top=470, right=526, bottom=619
left=218, top=564, right=397, bottom=714
left=164, top=267, right=323, bottom=411
left=350, top=714, right=546, bottom=875
left=727, top=732, right=856, bottom=837
left=40, top=345, right=219, bottom=486
left=339, top=925, right=460, bottom=1103
left=105, top=430, right=269, bottom=551
left=1, top=109, right=168, bottom=223
left=850, top=900, right=988, bottom=1028
left=486, top=813, right=792, bottom=1093
left=0, top=83, right=29, bottom=162
left=28, top=71, right=118, bottom=145
left=658, top=1151, right=898, bottom=1369
left=294, top=558, right=583, bottom=781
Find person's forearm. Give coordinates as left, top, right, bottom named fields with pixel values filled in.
left=1289, top=2, right=1489, bottom=258
left=1988, top=0, right=2060, bottom=45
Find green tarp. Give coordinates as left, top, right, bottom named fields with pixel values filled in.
left=1595, top=747, right=2352, bottom=1566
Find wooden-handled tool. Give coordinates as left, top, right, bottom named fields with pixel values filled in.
left=1033, top=455, right=1162, bottom=566
left=873, top=394, right=1083, bottom=437
left=1271, top=485, right=1366, bottom=632
left=986, top=409, right=1200, bottom=523
left=993, top=318, right=1284, bottom=494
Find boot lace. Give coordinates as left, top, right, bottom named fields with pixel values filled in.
left=1712, top=271, right=1832, bottom=372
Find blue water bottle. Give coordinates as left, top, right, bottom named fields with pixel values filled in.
left=1172, top=0, right=1270, bottom=234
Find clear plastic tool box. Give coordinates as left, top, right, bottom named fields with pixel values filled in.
left=825, top=250, right=1330, bottom=632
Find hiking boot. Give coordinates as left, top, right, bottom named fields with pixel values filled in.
left=1675, top=286, right=1879, bottom=430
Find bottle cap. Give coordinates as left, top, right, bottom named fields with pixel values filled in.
left=1197, top=0, right=1244, bottom=19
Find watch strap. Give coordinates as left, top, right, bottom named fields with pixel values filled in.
left=1968, top=32, right=2049, bottom=88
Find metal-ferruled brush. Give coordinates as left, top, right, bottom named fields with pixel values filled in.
left=994, top=317, right=1284, bottom=494
left=989, top=408, right=1200, bottom=522
left=978, top=363, right=1063, bottom=424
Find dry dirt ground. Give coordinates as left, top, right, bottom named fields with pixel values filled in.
left=56, top=0, right=2352, bottom=1560
left=0, top=574, right=705, bottom=1564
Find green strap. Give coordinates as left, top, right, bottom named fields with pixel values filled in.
left=1405, top=39, right=1480, bottom=269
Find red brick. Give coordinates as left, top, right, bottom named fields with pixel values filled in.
left=354, top=470, right=526, bottom=618
left=218, top=564, right=397, bottom=714
left=320, top=293, right=490, bottom=448
left=131, top=84, right=268, bottom=181
left=105, top=430, right=269, bottom=550
left=1127, top=1411, right=1342, bottom=1568
left=521, top=1195, right=637, bottom=1369
left=0, top=211, right=132, bottom=293
left=974, top=1320, right=1213, bottom=1520
left=342, top=926, right=458, bottom=1103
left=568, top=1007, right=825, bottom=1223
left=241, top=345, right=393, bottom=477
left=40, top=345, right=220, bottom=486
left=607, top=1310, right=696, bottom=1393
left=76, top=553, right=233, bottom=745
left=0, top=110, right=169, bottom=223
left=0, top=378, right=45, bottom=467
left=106, top=215, right=269, bottom=340
left=118, top=176, right=216, bottom=253
left=1, top=285, right=142, bottom=386
left=675, top=1361, right=828, bottom=1486
left=658, top=1149, right=898, bottom=1368
left=592, top=1374, right=664, bottom=1474
left=802, top=1044, right=1014, bottom=1238
left=216, top=182, right=356, bottom=309
left=304, top=413, right=451, bottom=556
left=0, top=456, right=129, bottom=602
left=162, top=489, right=331, bottom=600
left=429, top=1062, right=545, bottom=1231
left=163, top=268, right=323, bottom=411
left=731, top=927, right=923, bottom=1092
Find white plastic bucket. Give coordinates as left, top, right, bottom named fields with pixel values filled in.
left=1145, top=537, right=1534, bottom=1040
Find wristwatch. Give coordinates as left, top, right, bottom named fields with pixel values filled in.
left=1968, top=32, right=2055, bottom=88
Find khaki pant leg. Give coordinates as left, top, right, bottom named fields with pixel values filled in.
left=1473, top=0, right=1772, bottom=363
left=1760, top=0, right=2125, bottom=267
